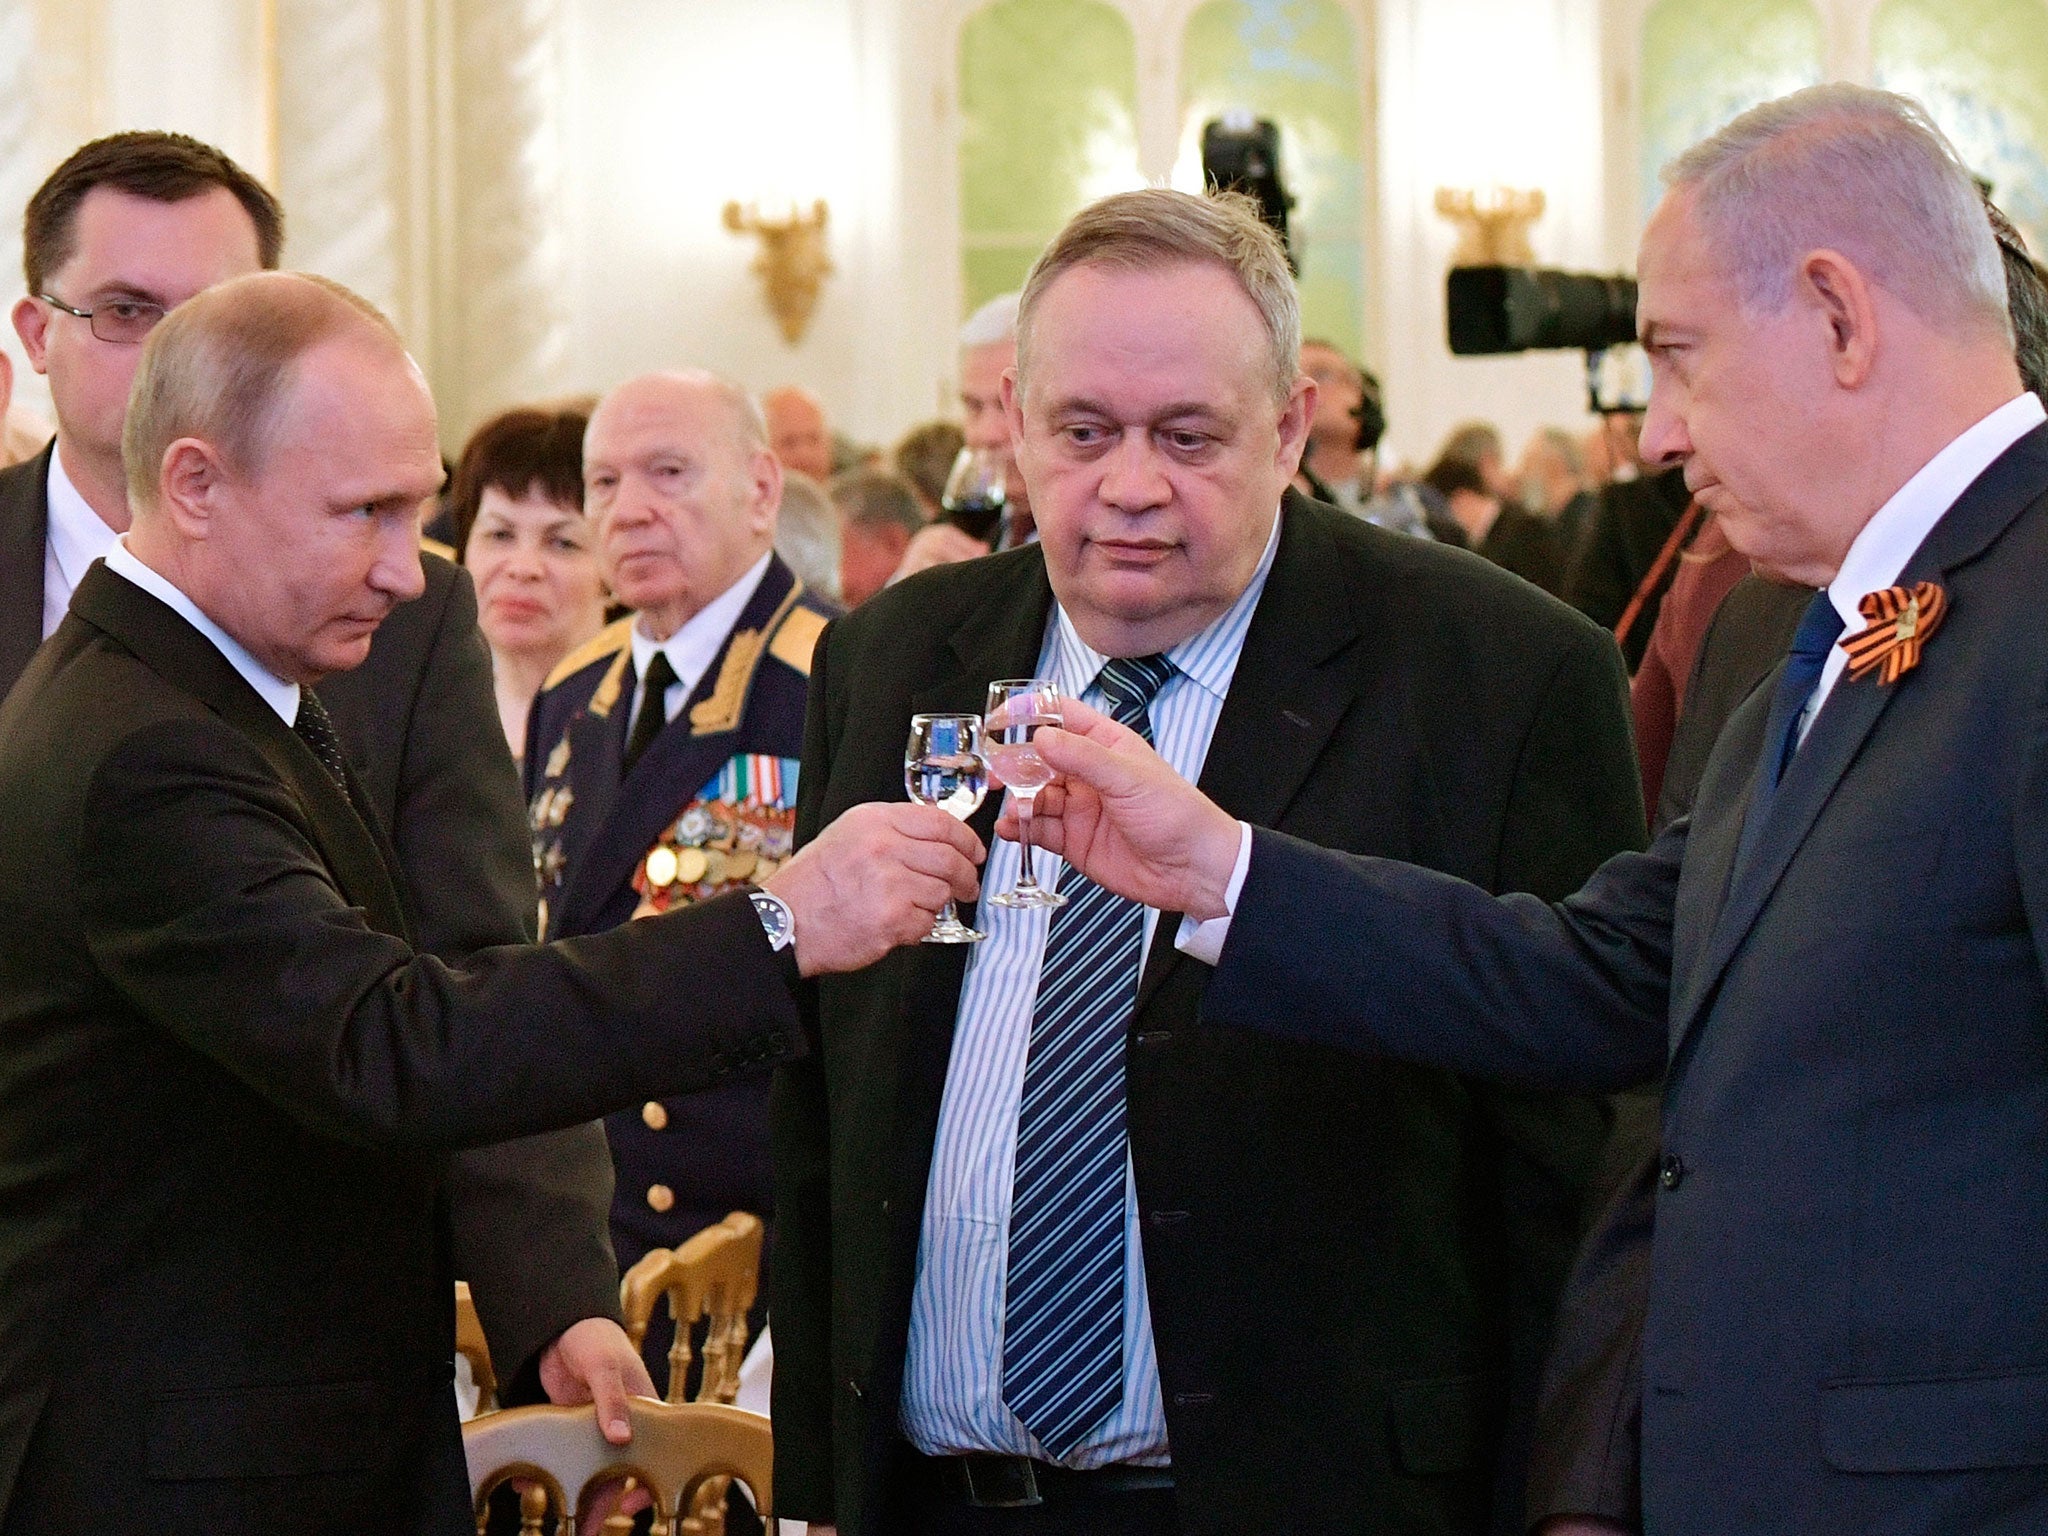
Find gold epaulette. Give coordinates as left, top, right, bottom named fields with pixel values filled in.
left=769, top=602, right=828, bottom=678
left=688, top=581, right=817, bottom=736
left=544, top=616, right=635, bottom=693
left=419, top=534, right=458, bottom=563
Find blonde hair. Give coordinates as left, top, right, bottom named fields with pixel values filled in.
left=123, top=270, right=402, bottom=508
left=1017, top=188, right=1300, bottom=405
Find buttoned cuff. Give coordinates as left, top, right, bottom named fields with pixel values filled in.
left=1172, top=820, right=1252, bottom=965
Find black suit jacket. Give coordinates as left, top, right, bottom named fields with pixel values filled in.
left=1524, top=573, right=1810, bottom=1530
left=1560, top=468, right=1693, bottom=669
left=771, top=493, right=1646, bottom=1536
left=1211, top=426, right=2048, bottom=1535
left=0, top=448, right=620, bottom=1395
left=0, top=563, right=803, bottom=1533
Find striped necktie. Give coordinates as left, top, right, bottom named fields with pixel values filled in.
left=1002, top=651, right=1176, bottom=1460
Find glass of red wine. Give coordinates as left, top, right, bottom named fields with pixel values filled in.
left=984, top=678, right=1065, bottom=909
left=941, top=445, right=1008, bottom=544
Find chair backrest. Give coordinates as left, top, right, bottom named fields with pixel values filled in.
left=618, top=1211, right=764, bottom=1405
left=463, top=1397, right=772, bottom=1535
left=455, top=1280, right=498, bottom=1413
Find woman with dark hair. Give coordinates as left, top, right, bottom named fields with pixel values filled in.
left=451, top=403, right=608, bottom=763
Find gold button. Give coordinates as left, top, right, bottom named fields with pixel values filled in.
left=641, top=1100, right=670, bottom=1131
left=646, top=1184, right=675, bottom=1213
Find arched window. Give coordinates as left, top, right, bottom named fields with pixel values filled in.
left=1874, top=0, right=2048, bottom=252
left=958, top=0, right=1142, bottom=310
left=1639, top=0, right=1823, bottom=214
left=1178, top=0, right=1369, bottom=358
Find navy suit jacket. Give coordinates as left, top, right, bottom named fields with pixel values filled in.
left=524, top=557, right=835, bottom=1313
left=1209, top=423, right=2048, bottom=1535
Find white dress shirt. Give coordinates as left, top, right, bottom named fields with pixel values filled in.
left=1799, top=392, right=2046, bottom=742
left=102, top=536, right=300, bottom=725
left=898, top=508, right=1282, bottom=1468
left=42, top=448, right=119, bottom=638
left=1180, top=392, right=2048, bottom=963
left=624, top=551, right=773, bottom=735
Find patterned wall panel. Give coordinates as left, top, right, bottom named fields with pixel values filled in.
left=1874, top=0, right=2048, bottom=254
left=1639, top=0, right=1823, bottom=220
left=1178, top=0, right=1366, bottom=358
left=959, top=0, right=1141, bottom=310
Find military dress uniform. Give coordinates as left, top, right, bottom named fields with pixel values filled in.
left=524, top=555, right=833, bottom=1385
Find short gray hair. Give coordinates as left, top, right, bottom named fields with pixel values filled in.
left=124, top=270, right=401, bottom=509
left=1017, top=188, right=1300, bottom=405
left=830, top=467, right=926, bottom=537
left=1664, top=83, right=2011, bottom=343
left=960, top=292, right=1020, bottom=350
left=774, top=471, right=841, bottom=599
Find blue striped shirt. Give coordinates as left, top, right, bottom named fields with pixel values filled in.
left=899, top=509, right=1282, bottom=1466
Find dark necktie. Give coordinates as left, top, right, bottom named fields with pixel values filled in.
left=292, top=689, right=352, bottom=805
left=623, top=651, right=678, bottom=775
left=1002, top=651, right=1176, bottom=1461
left=1732, top=589, right=1844, bottom=875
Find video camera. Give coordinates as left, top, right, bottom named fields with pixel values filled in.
left=1202, top=114, right=1297, bottom=273
left=1445, top=265, right=1647, bottom=413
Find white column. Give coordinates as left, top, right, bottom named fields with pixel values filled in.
left=272, top=0, right=405, bottom=324
left=446, top=0, right=569, bottom=436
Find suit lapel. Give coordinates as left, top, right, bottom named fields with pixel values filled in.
left=0, top=445, right=54, bottom=699
left=1670, top=422, right=2048, bottom=1056
left=69, top=563, right=411, bottom=941
left=1135, top=496, right=1358, bottom=1012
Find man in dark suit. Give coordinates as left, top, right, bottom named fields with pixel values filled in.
left=524, top=371, right=837, bottom=1390
left=1527, top=192, right=2048, bottom=1536
left=771, top=188, right=1644, bottom=1536
left=0, top=129, right=642, bottom=1413
left=0, top=271, right=983, bottom=1534
left=1026, top=85, right=2048, bottom=1536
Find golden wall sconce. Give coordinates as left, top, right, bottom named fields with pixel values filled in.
left=723, top=199, right=833, bottom=345
left=1433, top=186, right=1547, bottom=266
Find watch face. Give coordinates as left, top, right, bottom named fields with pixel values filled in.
left=750, top=890, right=793, bottom=950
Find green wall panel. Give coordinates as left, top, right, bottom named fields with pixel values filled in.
left=1179, top=0, right=1367, bottom=358
left=959, top=0, right=1140, bottom=312
left=1640, top=0, right=1823, bottom=222
left=1875, top=0, right=2048, bottom=252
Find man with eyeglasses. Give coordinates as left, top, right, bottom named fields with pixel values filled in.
left=0, top=131, right=661, bottom=1443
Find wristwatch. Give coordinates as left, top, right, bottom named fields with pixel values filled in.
left=748, top=887, right=796, bottom=955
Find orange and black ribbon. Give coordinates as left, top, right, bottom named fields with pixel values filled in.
left=1842, top=581, right=1947, bottom=685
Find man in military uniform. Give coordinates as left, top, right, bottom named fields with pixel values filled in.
left=525, top=369, right=834, bottom=1388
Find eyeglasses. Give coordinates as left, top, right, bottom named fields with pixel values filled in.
left=38, top=292, right=167, bottom=345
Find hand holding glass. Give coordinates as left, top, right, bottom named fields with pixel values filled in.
left=904, top=712, right=988, bottom=943
left=984, top=679, right=1065, bottom=909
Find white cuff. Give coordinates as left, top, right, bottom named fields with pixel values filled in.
left=1172, top=821, right=1253, bottom=966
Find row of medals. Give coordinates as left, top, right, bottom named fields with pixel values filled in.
left=642, top=800, right=796, bottom=895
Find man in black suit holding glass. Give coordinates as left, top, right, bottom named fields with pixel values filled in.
left=0, top=269, right=984, bottom=1534
left=771, top=187, right=1644, bottom=1536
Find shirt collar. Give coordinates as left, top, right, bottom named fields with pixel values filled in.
left=43, top=444, right=121, bottom=608
left=629, top=549, right=774, bottom=700
left=1828, top=392, right=2046, bottom=628
left=102, top=536, right=302, bottom=725
left=1050, top=500, right=1283, bottom=703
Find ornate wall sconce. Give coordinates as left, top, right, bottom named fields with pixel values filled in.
left=1432, top=186, right=1547, bottom=266
left=723, top=200, right=833, bottom=345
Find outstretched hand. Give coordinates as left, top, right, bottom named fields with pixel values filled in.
left=765, top=800, right=984, bottom=975
left=996, top=697, right=1240, bottom=918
